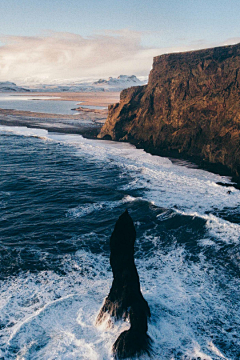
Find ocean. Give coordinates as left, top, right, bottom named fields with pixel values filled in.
left=0, top=123, right=239, bottom=359
left=0, top=94, right=79, bottom=115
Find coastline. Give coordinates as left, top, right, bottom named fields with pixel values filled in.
left=98, top=43, right=240, bottom=187
left=2, top=91, right=120, bottom=106
left=0, top=108, right=104, bottom=138
left=131, top=139, right=240, bottom=188
left=1, top=91, right=239, bottom=188
left=0, top=91, right=119, bottom=138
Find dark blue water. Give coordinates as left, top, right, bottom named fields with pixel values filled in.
left=0, top=126, right=239, bottom=359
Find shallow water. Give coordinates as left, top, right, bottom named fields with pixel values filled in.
left=0, top=125, right=239, bottom=359
left=79, top=105, right=107, bottom=110
left=0, top=94, right=79, bottom=115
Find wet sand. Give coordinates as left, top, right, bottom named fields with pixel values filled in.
left=0, top=92, right=120, bottom=138
left=7, top=91, right=120, bottom=106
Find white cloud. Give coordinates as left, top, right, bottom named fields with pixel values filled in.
left=0, top=30, right=160, bottom=83
left=0, top=30, right=237, bottom=83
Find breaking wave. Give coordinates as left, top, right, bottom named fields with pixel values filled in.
left=0, top=125, right=239, bottom=359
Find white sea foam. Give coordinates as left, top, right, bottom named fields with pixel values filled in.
left=0, top=125, right=239, bottom=359
left=174, top=210, right=240, bottom=244
left=0, top=125, right=49, bottom=139
left=208, top=342, right=229, bottom=360
left=46, top=132, right=240, bottom=216
left=0, top=251, right=114, bottom=359
left=1, top=244, right=238, bottom=359
left=186, top=342, right=213, bottom=360
left=67, top=195, right=137, bottom=218
left=186, top=341, right=229, bottom=360
left=1, top=125, right=240, bottom=249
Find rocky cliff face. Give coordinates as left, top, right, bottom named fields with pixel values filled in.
left=98, top=43, right=240, bottom=179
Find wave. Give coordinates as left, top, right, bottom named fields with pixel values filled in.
left=1, top=125, right=239, bottom=250
left=0, top=125, right=49, bottom=139
left=1, top=245, right=238, bottom=359
left=0, top=125, right=239, bottom=359
left=1, top=125, right=239, bottom=217
left=67, top=195, right=138, bottom=218
left=174, top=210, right=240, bottom=245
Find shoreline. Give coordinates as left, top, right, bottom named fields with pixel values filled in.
left=2, top=116, right=240, bottom=190
left=1, top=91, right=120, bottom=106
left=0, top=91, right=239, bottom=189
left=0, top=109, right=103, bottom=138
left=122, top=137, right=240, bottom=189
left=0, top=91, right=120, bottom=139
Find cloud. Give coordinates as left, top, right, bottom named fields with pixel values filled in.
left=0, top=30, right=160, bottom=82
left=220, top=37, right=240, bottom=46
left=0, top=30, right=237, bottom=83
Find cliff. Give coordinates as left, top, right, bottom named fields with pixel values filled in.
left=98, top=43, right=240, bottom=179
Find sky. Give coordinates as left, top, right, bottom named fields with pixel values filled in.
left=0, top=0, right=240, bottom=83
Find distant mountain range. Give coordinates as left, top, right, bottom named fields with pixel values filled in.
left=93, top=75, right=145, bottom=88
left=0, top=82, right=30, bottom=92
left=0, top=76, right=146, bottom=93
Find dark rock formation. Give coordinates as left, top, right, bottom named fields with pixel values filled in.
left=98, top=43, right=240, bottom=180
left=96, top=210, right=151, bottom=359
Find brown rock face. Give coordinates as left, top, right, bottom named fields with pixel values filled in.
left=98, top=43, right=240, bottom=179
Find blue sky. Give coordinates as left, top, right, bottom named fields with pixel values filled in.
left=1, top=0, right=240, bottom=82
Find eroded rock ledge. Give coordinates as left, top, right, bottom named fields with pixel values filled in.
left=98, top=43, right=240, bottom=180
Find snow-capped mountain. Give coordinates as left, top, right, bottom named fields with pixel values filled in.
left=0, top=76, right=147, bottom=93
left=93, top=75, right=145, bottom=89
left=0, top=82, right=30, bottom=92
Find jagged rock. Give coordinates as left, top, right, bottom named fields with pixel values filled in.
left=98, top=43, right=240, bottom=180
left=96, top=210, right=151, bottom=359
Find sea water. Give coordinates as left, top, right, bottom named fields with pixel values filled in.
left=0, top=94, right=79, bottom=115
left=0, top=125, right=239, bottom=359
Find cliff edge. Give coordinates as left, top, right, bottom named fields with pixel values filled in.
left=98, top=43, right=240, bottom=179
